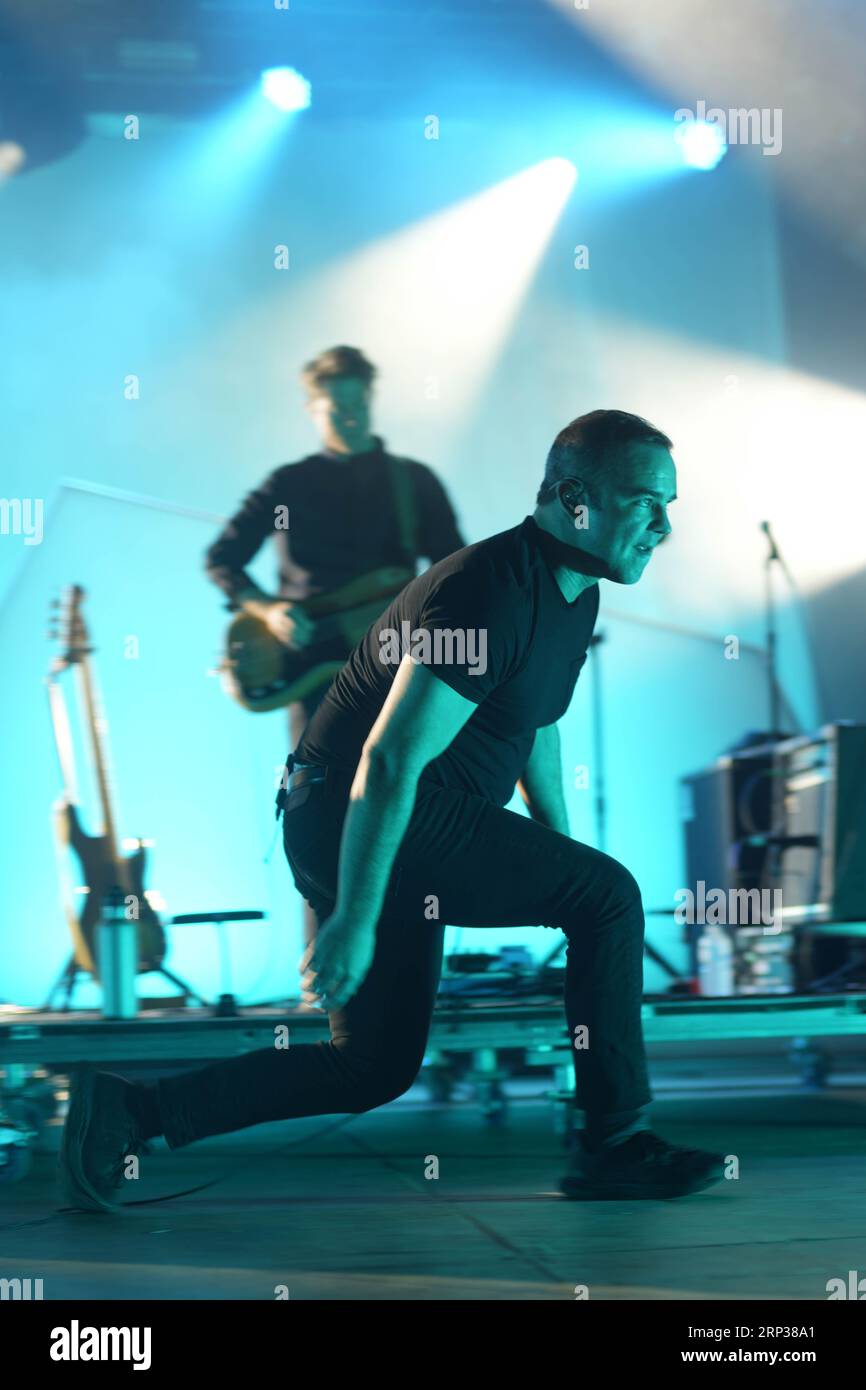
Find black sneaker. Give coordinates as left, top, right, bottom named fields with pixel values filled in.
left=559, top=1130, right=726, bottom=1200
left=58, top=1068, right=148, bottom=1213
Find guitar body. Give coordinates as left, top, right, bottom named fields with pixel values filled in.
left=221, top=564, right=414, bottom=712
left=53, top=799, right=166, bottom=977
left=220, top=611, right=344, bottom=712
left=48, top=585, right=168, bottom=986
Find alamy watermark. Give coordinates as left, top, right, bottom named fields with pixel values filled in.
left=0, top=497, right=43, bottom=545
left=378, top=622, right=487, bottom=676
left=50, top=1322, right=151, bottom=1369
left=674, top=99, right=782, bottom=157
left=675, top=880, right=782, bottom=932
left=1, top=1277, right=43, bottom=1299
left=827, top=1270, right=866, bottom=1299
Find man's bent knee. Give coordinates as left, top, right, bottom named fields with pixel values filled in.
left=345, top=1071, right=419, bottom=1113
left=325, top=1041, right=421, bottom=1112
left=559, top=852, right=643, bottom=931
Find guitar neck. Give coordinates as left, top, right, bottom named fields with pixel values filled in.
left=46, top=676, right=80, bottom=805
left=299, top=566, right=415, bottom=644
left=76, top=657, right=120, bottom=865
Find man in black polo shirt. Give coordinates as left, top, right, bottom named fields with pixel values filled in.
left=60, top=409, right=726, bottom=1208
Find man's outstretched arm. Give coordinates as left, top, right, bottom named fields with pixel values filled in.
left=301, top=656, right=477, bottom=1009
left=336, top=656, right=476, bottom=928
left=516, top=723, right=570, bottom=836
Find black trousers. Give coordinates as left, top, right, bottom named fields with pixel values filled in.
left=156, top=765, right=652, bottom=1148
left=289, top=687, right=330, bottom=949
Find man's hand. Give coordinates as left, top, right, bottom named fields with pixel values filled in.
left=298, top=910, right=377, bottom=1011
left=247, top=598, right=316, bottom=651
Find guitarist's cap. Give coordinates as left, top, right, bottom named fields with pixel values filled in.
left=301, top=346, right=377, bottom=395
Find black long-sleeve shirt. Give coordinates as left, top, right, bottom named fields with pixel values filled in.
left=205, top=437, right=465, bottom=605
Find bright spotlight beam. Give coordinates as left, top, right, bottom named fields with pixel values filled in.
left=280, top=157, right=578, bottom=435
left=143, top=73, right=307, bottom=244
left=675, top=118, right=728, bottom=170
left=261, top=67, right=312, bottom=113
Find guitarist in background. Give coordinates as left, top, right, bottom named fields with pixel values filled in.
left=205, top=345, right=465, bottom=938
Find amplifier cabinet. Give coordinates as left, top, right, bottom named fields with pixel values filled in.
left=773, top=723, right=866, bottom=924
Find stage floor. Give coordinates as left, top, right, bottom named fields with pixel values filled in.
left=2, top=1089, right=865, bottom=1300
left=3, top=992, right=866, bottom=1068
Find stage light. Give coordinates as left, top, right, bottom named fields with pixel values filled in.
left=273, top=156, right=577, bottom=441
left=676, top=119, right=727, bottom=171
left=0, top=141, right=26, bottom=178
left=260, top=67, right=311, bottom=113
left=145, top=67, right=308, bottom=244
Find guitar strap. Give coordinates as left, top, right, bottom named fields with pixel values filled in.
left=386, top=454, right=419, bottom=567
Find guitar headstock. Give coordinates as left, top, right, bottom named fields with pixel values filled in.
left=48, top=584, right=93, bottom=674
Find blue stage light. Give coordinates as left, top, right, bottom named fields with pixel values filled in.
left=260, top=67, right=312, bottom=113
left=676, top=118, right=727, bottom=170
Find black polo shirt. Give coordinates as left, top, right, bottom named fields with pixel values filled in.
left=205, top=436, right=464, bottom=604
left=298, top=516, right=600, bottom=806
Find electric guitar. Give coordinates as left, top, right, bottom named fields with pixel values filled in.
left=220, top=564, right=414, bottom=712
left=46, top=585, right=166, bottom=977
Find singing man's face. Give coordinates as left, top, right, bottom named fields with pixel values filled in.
left=306, top=377, right=372, bottom=454
left=573, top=444, right=677, bottom=584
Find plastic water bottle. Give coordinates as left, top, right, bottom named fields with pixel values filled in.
left=98, top=885, right=138, bottom=1019
left=697, top=924, right=735, bottom=997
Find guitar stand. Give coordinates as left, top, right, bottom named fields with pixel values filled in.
left=170, top=911, right=267, bottom=1017
left=43, top=954, right=210, bottom=1013
left=44, top=911, right=267, bottom=1016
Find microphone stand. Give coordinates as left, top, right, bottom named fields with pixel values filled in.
left=760, top=519, right=803, bottom=741
left=762, top=521, right=783, bottom=739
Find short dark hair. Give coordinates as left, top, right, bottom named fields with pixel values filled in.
left=301, top=345, right=377, bottom=395
left=536, top=409, right=672, bottom=505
